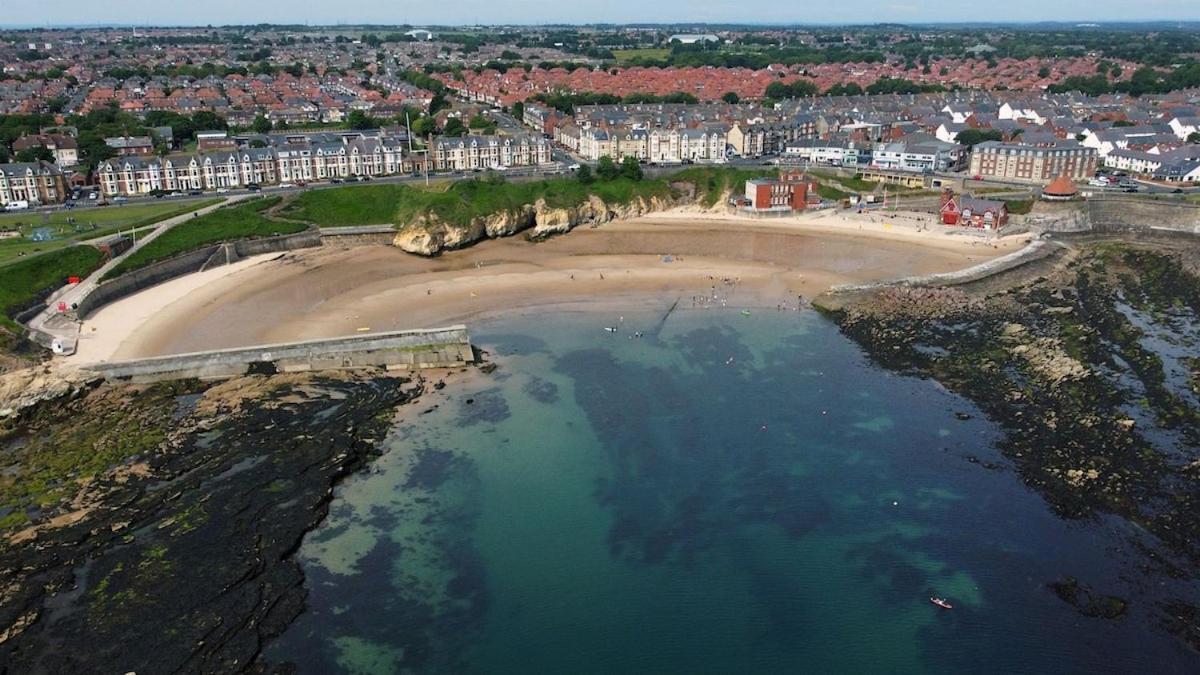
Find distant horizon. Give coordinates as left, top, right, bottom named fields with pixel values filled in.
left=3, top=20, right=1200, bottom=30
left=0, top=0, right=1197, bottom=31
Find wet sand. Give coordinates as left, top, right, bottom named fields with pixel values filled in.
left=72, top=214, right=1028, bottom=364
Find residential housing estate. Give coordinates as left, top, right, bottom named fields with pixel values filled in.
left=96, top=130, right=552, bottom=197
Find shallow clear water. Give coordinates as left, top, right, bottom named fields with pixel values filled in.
left=267, top=308, right=1195, bottom=673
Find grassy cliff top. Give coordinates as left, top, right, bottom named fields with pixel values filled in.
left=104, top=197, right=302, bottom=279
left=281, top=167, right=772, bottom=229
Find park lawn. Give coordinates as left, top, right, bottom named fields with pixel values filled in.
left=612, top=48, right=671, bottom=64
left=282, top=184, right=409, bottom=226
left=0, top=199, right=221, bottom=265
left=0, top=245, right=104, bottom=329
left=104, top=197, right=303, bottom=279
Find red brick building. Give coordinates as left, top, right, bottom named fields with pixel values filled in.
left=940, top=190, right=1009, bottom=230
left=744, top=169, right=821, bottom=212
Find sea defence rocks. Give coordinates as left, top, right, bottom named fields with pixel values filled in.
left=393, top=194, right=679, bottom=256
left=87, top=326, right=474, bottom=383
left=0, top=365, right=101, bottom=419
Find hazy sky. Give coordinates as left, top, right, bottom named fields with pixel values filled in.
left=3, top=0, right=1195, bottom=27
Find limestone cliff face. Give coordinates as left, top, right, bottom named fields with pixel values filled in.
left=393, top=192, right=682, bottom=256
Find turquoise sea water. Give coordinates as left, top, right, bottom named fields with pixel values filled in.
left=267, top=309, right=1196, bottom=673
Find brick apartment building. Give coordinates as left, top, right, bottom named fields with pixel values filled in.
left=105, top=136, right=155, bottom=157
left=743, top=170, right=821, bottom=211
left=0, top=161, right=68, bottom=206
left=969, top=140, right=1097, bottom=181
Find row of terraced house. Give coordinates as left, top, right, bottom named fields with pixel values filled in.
left=97, top=132, right=552, bottom=197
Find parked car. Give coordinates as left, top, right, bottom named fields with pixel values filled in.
left=330, top=178, right=343, bottom=184
left=113, top=196, right=128, bottom=203
left=246, top=184, right=261, bottom=192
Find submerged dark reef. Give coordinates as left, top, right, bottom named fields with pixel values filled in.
left=820, top=239, right=1200, bottom=652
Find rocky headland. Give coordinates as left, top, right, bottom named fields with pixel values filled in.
left=0, top=370, right=425, bottom=673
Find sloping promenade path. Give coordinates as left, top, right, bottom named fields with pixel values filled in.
left=26, top=196, right=243, bottom=355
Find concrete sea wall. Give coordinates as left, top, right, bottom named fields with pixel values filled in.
left=88, top=325, right=474, bottom=383
left=1029, top=198, right=1200, bottom=236
left=827, top=238, right=1059, bottom=295
left=75, top=230, right=321, bottom=318
left=319, top=225, right=397, bottom=247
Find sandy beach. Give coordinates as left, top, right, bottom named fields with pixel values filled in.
left=71, top=210, right=1029, bottom=364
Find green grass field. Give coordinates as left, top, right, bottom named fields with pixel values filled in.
left=1004, top=198, right=1035, bottom=215
left=281, top=184, right=406, bottom=226
left=104, top=197, right=303, bottom=279
left=612, top=48, right=671, bottom=64
left=282, top=168, right=775, bottom=227
left=0, top=246, right=104, bottom=328
left=0, top=199, right=221, bottom=265
left=817, top=185, right=851, bottom=201
left=283, top=175, right=688, bottom=229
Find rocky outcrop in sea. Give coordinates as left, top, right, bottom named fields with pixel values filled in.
left=0, top=371, right=421, bottom=673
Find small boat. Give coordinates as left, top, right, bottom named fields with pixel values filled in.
left=740, top=310, right=752, bottom=316
left=930, top=597, right=953, bottom=610
left=603, top=326, right=618, bottom=333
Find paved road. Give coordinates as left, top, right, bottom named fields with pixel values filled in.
left=27, top=196, right=239, bottom=354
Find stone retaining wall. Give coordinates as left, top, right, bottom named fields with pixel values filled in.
left=88, top=325, right=474, bottom=383
left=75, top=230, right=321, bottom=318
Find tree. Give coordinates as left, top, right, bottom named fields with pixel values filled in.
left=191, top=111, right=227, bottom=132
left=410, top=116, right=436, bottom=137
left=15, top=146, right=54, bottom=163
left=1037, top=66, right=1051, bottom=79
left=596, top=155, right=619, bottom=181
left=765, top=79, right=818, bottom=100
left=511, top=101, right=525, bottom=121
left=575, top=163, right=594, bottom=184
left=620, top=156, right=643, bottom=181
left=443, top=118, right=467, bottom=137
left=721, top=91, right=740, bottom=104
left=824, top=82, right=863, bottom=97
left=251, top=114, right=273, bottom=134
left=955, top=129, right=1004, bottom=147
left=1112, top=120, right=1135, bottom=128
left=1189, top=132, right=1200, bottom=144
left=347, top=110, right=375, bottom=130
